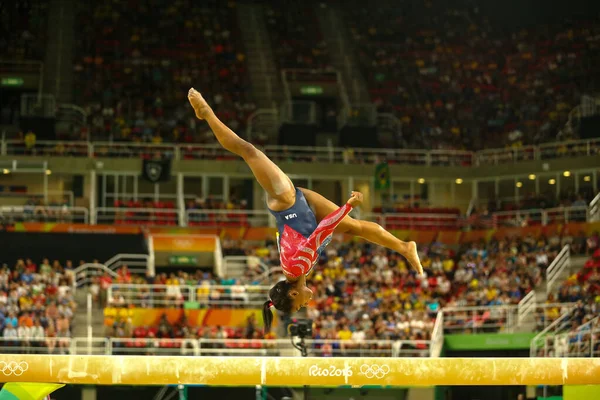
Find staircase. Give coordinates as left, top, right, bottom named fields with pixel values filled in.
left=237, top=2, right=283, bottom=109
left=43, top=0, right=76, bottom=103
left=316, top=6, right=370, bottom=105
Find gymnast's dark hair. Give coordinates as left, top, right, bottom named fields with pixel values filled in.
left=262, top=280, right=295, bottom=333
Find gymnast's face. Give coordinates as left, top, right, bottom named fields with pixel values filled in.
left=288, top=274, right=313, bottom=312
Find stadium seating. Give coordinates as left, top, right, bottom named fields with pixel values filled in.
left=0, top=1, right=48, bottom=61
left=263, top=2, right=330, bottom=69
left=73, top=0, right=253, bottom=142
left=0, top=258, right=77, bottom=354
left=345, top=0, right=600, bottom=150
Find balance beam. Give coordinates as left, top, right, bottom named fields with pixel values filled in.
left=0, top=355, right=598, bottom=386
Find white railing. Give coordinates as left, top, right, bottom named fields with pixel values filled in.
left=442, top=306, right=518, bottom=334
left=2, top=137, right=598, bottom=166
left=95, top=207, right=181, bottom=226
left=103, top=253, right=150, bottom=274
left=223, top=255, right=273, bottom=280
left=70, top=338, right=432, bottom=357
left=532, top=316, right=598, bottom=358
left=530, top=307, right=580, bottom=357
left=430, top=311, right=444, bottom=357
left=551, top=317, right=599, bottom=358
left=590, top=192, right=600, bottom=222
left=73, top=263, right=118, bottom=289
left=366, top=212, right=460, bottom=230
left=546, top=245, right=571, bottom=295
left=91, top=141, right=179, bottom=159
left=0, top=337, right=72, bottom=354
left=107, top=283, right=271, bottom=307
left=0, top=205, right=89, bottom=224
left=533, top=303, right=576, bottom=332
left=517, top=290, right=536, bottom=327
left=4, top=139, right=90, bottom=157
left=491, top=206, right=590, bottom=228
left=186, top=209, right=271, bottom=227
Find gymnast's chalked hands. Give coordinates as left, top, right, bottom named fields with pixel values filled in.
left=188, top=88, right=214, bottom=120
left=347, top=191, right=363, bottom=207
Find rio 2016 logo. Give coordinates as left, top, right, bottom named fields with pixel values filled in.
left=308, top=365, right=353, bottom=377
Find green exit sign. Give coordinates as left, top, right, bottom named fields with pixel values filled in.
left=168, top=255, right=198, bottom=266
left=300, top=86, right=324, bottom=95
left=1, top=77, right=24, bottom=87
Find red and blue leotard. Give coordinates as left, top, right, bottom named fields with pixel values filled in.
left=277, top=202, right=353, bottom=278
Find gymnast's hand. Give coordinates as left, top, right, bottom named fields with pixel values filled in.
left=188, top=88, right=214, bottom=120
left=347, top=191, right=363, bottom=207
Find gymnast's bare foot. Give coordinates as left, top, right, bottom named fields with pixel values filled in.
left=188, top=88, right=214, bottom=120
left=406, top=241, right=424, bottom=276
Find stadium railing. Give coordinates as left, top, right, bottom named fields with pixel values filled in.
left=0, top=205, right=89, bottom=224
left=492, top=206, right=590, bottom=228
left=530, top=306, right=582, bottom=357
left=87, top=338, right=430, bottom=357
left=2, top=137, right=598, bottom=166
left=441, top=306, right=519, bottom=334
left=532, top=316, right=599, bottom=358
left=365, top=212, right=460, bottom=230
left=546, top=245, right=571, bottom=295
left=0, top=337, right=430, bottom=357
left=107, top=283, right=271, bottom=308
left=0, top=338, right=72, bottom=355
left=186, top=209, right=270, bottom=227
left=95, top=207, right=180, bottom=226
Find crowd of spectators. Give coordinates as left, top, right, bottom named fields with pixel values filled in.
left=73, top=0, right=255, bottom=142
left=264, top=3, right=330, bottom=70
left=100, top=229, right=599, bottom=357
left=0, top=257, right=78, bottom=354
left=0, top=0, right=47, bottom=61
left=346, top=0, right=600, bottom=150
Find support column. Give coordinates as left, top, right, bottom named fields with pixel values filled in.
left=223, top=175, right=230, bottom=203
left=89, top=170, right=96, bottom=224
left=177, top=173, right=185, bottom=227
left=43, top=168, right=49, bottom=204
left=133, top=175, right=138, bottom=201
left=410, top=180, right=415, bottom=207
left=154, top=183, right=160, bottom=203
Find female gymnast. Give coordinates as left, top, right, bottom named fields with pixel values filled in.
left=188, top=88, right=423, bottom=331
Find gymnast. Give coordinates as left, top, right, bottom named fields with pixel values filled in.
left=188, top=88, right=423, bottom=331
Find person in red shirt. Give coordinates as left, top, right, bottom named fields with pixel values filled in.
left=188, top=88, right=423, bottom=332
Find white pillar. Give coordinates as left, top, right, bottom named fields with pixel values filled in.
left=223, top=175, right=230, bottom=203
left=348, top=176, right=354, bottom=197
left=133, top=175, right=138, bottom=201
left=90, top=170, right=97, bottom=224
left=154, top=183, right=160, bottom=203
left=202, top=174, right=208, bottom=198
left=101, top=173, right=107, bottom=208
left=43, top=168, right=48, bottom=204
left=177, top=173, right=185, bottom=227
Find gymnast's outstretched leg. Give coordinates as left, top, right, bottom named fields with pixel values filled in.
left=188, top=88, right=295, bottom=211
left=300, top=188, right=423, bottom=275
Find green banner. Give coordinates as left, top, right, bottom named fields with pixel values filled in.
left=444, top=333, right=536, bottom=351
left=374, top=162, right=390, bottom=191
left=168, top=255, right=199, bottom=266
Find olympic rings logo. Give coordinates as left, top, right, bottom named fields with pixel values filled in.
left=359, top=364, right=390, bottom=379
left=0, top=361, right=29, bottom=376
